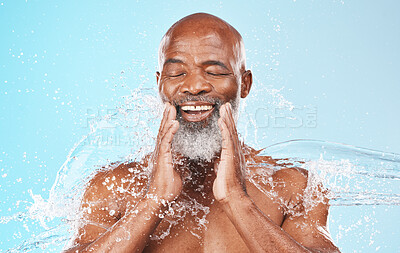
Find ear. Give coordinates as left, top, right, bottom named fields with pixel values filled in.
left=156, top=71, right=161, bottom=84
left=240, top=70, right=253, bottom=98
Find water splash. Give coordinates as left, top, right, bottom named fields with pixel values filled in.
left=2, top=89, right=400, bottom=252
left=2, top=88, right=162, bottom=252
left=260, top=139, right=400, bottom=206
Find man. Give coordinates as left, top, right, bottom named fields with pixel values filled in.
left=65, top=13, right=340, bottom=252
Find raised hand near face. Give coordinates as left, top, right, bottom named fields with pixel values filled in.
left=213, top=103, right=247, bottom=203
left=147, top=103, right=182, bottom=202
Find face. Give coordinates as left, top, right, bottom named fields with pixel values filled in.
left=157, top=28, right=252, bottom=161
left=158, top=30, right=243, bottom=114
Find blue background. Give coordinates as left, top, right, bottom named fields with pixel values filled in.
left=1, top=0, right=399, bottom=252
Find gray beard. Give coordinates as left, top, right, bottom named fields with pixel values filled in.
left=172, top=98, right=239, bottom=162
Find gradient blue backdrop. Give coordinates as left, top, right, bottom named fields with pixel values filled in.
left=1, top=0, right=399, bottom=252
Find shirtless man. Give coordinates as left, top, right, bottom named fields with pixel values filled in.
left=65, top=13, right=340, bottom=252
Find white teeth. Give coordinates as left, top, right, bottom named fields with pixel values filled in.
left=181, top=105, right=213, bottom=111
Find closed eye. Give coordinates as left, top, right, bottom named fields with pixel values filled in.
left=206, top=72, right=231, bottom=76
left=169, top=73, right=185, bottom=77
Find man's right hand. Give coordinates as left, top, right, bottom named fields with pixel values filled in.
left=147, top=102, right=182, bottom=202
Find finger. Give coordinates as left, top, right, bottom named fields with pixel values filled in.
left=221, top=104, right=245, bottom=171
left=225, top=104, right=246, bottom=178
left=157, top=103, right=171, bottom=139
left=218, top=117, right=235, bottom=157
left=161, top=103, right=173, bottom=129
left=219, top=104, right=234, bottom=148
left=227, top=104, right=243, bottom=155
left=225, top=103, right=238, bottom=136
left=167, top=103, right=177, bottom=122
left=159, top=120, right=179, bottom=154
left=218, top=118, right=239, bottom=182
left=154, top=119, right=179, bottom=174
left=158, top=103, right=176, bottom=140
left=224, top=103, right=239, bottom=139
left=220, top=103, right=240, bottom=151
left=220, top=103, right=235, bottom=134
left=225, top=103, right=245, bottom=165
left=160, top=104, right=177, bottom=141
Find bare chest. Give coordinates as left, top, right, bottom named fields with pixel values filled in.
left=143, top=186, right=284, bottom=253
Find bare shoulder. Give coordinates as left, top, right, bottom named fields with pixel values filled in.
left=245, top=146, right=308, bottom=198
left=82, top=161, right=149, bottom=209
left=69, top=160, right=150, bottom=247
left=80, top=160, right=150, bottom=225
left=247, top=165, right=310, bottom=213
left=271, top=167, right=309, bottom=197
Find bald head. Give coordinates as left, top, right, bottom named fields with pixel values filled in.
left=156, top=13, right=253, bottom=161
left=163, top=13, right=243, bottom=42
left=158, top=13, right=247, bottom=75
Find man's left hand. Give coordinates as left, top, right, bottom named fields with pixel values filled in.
left=213, top=103, right=247, bottom=203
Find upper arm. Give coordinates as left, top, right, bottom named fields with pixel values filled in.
left=276, top=168, right=340, bottom=252
left=282, top=197, right=338, bottom=252
left=69, top=170, right=121, bottom=247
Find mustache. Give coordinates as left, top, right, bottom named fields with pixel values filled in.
left=171, top=95, right=223, bottom=107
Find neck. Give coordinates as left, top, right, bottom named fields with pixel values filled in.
left=175, top=155, right=218, bottom=200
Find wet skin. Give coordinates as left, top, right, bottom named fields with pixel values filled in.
left=65, top=13, right=340, bottom=253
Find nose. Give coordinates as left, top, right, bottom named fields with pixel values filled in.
left=179, top=72, right=212, bottom=95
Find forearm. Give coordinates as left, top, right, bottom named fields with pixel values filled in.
left=221, top=193, right=310, bottom=253
left=67, top=197, right=166, bottom=253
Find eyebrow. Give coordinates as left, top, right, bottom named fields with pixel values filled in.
left=163, top=58, right=183, bottom=66
left=202, top=60, right=229, bottom=71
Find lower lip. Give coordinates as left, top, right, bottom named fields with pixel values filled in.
left=180, top=106, right=215, bottom=122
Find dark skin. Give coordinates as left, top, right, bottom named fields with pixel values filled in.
left=65, top=13, right=340, bottom=252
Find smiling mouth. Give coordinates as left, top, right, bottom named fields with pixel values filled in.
left=179, top=102, right=215, bottom=122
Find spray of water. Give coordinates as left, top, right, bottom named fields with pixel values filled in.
left=2, top=88, right=400, bottom=252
